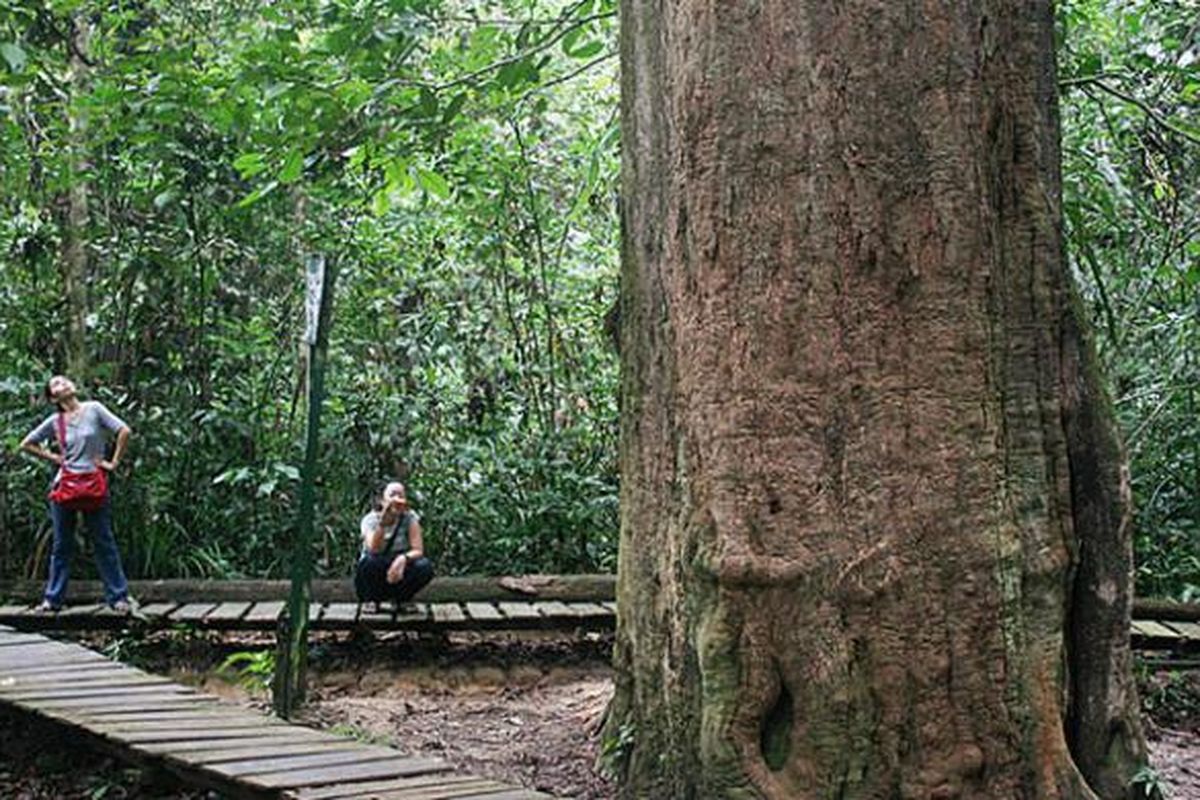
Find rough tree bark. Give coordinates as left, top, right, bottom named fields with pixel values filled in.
left=608, top=2, right=1148, bottom=798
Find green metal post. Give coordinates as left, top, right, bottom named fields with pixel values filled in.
left=274, top=253, right=337, bottom=718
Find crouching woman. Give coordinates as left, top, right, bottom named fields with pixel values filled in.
left=355, top=480, right=433, bottom=605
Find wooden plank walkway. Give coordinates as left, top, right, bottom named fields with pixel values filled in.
left=1, top=575, right=1197, bottom=661
left=0, top=625, right=551, bottom=799
left=0, top=599, right=617, bottom=634
left=0, top=596, right=1195, bottom=655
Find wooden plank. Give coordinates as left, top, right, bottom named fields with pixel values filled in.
left=139, top=734, right=340, bottom=755
left=57, top=603, right=107, bottom=618
left=566, top=601, right=613, bottom=617
left=463, top=603, right=503, bottom=622
left=205, top=601, right=252, bottom=622
left=171, top=603, right=219, bottom=622
left=4, top=684, right=197, bottom=701
left=0, top=605, right=34, bottom=616
left=209, top=747, right=406, bottom=778
left=181, top=740, right=363, bottom=765
left=0, top=660, right=131, bottom=678
left=61, top=697, right=216, bottom=713
left=246, top=756, right=449, bottom=789
left=78, top=714, right=279, bottom=734
left=454, top=791, right=550, bottom=800
left=395, top=603, right=432, bottom=625
left=357, top=780, right=515, bottom=800
left=0, top=634, right=58, bottom=648
left=0, top=640, right=68, bottom=654
left=244, top=601, right=286, bottom=623
left=92, top=717, right=271, bottom=733
left=114, top=726, right=332, bottom=744
left=0, top=633, right=50, bottom=646
left=532, top=600, right=572, bottom=618
left=0, top=646, right=109, bottom=669
left=139, top=602, right=181, bottom=618
left=1132, top=620, right=1180, bottom=639
left=0, top=673, right=172, bottom=692
left=496, top=602, right=543, bottom=622
left=28, top=693, right=211, bottom=711
left=1170, top=621, right=1200, bottom=639
left=600, top=601, right=617, bottom=614
left=289, top=772, right=479, bottom=800
left=429, top=603, right=466, bottom=624
left=319, top=603, right=361, bottom=624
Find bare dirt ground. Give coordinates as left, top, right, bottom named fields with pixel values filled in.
left=1, top=631, right=1197, bottom=799
left=283, top=631, right=617, bottom=798
left=294, top=664, right=614, bottom=798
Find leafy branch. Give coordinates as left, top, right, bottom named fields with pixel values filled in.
left=1073, top=76, right=1200, bottom=146
left=404, top=5, right=616, bottom=93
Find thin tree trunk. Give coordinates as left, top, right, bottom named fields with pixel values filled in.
left=609, top=2, right=1147, bottom=798
left=60, top=11, right=91, bottom=379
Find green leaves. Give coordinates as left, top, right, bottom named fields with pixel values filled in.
left=279, top=150, right=305, bottom=184
left=0, top=0, right=621, bottom=581
left=233, top=152, right=268, bottom=179
left=414, top=167, right=450, bottom=199
left=562, top=27, right=603, bottom=60
left=1060, top=0, right=1200, bottom=600
left=0, top=41, right=25, bottom=73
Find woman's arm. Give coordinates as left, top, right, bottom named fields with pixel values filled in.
left=19, top=418, right=61, bottom=466
left=405, top=517, right=424, bottom=560
left=362, top=508, right=397, bottom=555
left=386, top=516, right=424, bottom=584
left=19, top=437, right=62, bottom=466
left=97, top=426, right=130, bottom=472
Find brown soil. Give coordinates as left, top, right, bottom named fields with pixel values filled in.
left=1148, top=727, right=1200, bottom=798
left=293, top=665, right=615, bottom=799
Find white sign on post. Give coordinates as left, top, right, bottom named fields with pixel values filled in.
left=304, top=253, right=326, bottom=346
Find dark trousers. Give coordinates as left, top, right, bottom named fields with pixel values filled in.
left=354, top=554, right=434, bottom=604
left=45, top=497, right=129, bottom=608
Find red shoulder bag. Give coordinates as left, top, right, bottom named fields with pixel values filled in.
left=47, top=413, right=108, bottom=512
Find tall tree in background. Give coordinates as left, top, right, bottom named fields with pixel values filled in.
left=60, top=10, right=90, bottom=378
left=610, top=1, right=1148, bottom=797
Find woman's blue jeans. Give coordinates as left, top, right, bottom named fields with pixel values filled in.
left=45, top=497, right=130, bottom=608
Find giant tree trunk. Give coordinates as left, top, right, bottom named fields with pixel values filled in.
left=609, top=2, right=1147, bottom=798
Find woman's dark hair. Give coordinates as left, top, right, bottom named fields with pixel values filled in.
left=371, top=479, right=406, bottom=511
left=44, top=375, right=71, bottom=409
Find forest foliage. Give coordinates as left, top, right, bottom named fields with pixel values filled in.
left=0, top=0, right=1195, bottom=598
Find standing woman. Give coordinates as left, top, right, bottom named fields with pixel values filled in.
left=355, top=480, right=434, bottom=606
left=19, top=375, right=133, bottom=612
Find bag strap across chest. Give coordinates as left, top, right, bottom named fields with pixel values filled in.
left=54, top=412, right=67, bottom=454
left=382, top=513, right=406, bottom=554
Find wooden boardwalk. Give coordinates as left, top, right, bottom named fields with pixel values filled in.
left=0, top=625, right=551, bottom=799
left=0, top=598, right=617, bottom=633
left=1, top=575, right=1197, bottom=662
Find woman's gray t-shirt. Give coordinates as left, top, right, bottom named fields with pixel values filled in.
left=26, top=401, right=128, bottom=476
left=359, top=510, right=419, bottom=558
